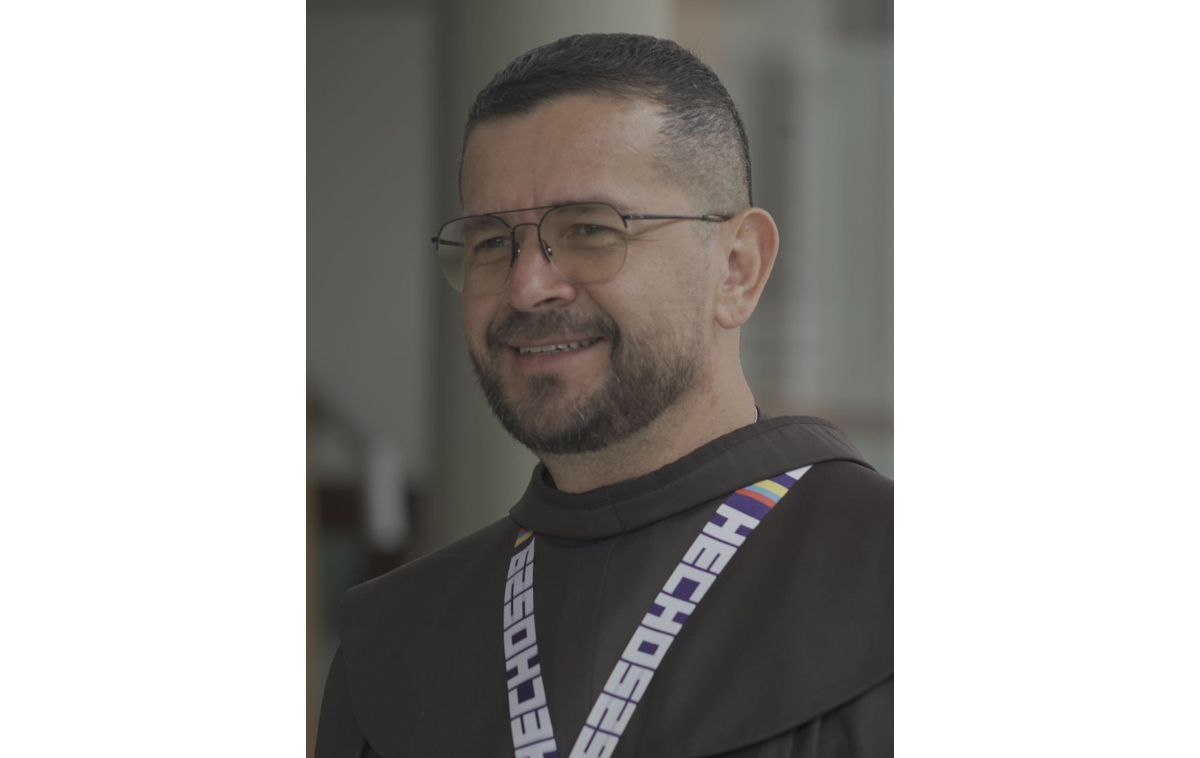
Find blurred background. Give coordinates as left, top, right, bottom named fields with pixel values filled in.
left=307, top=0, right=891, bottom=752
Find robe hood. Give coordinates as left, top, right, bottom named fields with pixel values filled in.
left=510, top=414, right=872, bottom=539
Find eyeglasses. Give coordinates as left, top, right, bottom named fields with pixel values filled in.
left=431, top=202, right=730, bottom=295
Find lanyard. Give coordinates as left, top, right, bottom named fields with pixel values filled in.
left=503, top=466, right=812, bottom=758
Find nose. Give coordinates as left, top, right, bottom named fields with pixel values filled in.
left=506, top=223, right=576, bottom=311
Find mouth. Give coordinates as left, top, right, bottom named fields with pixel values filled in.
left=514, top=337, right=602, bottom=356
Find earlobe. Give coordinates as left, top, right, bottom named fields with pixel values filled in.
left=714, top=208, right=780, bottom=330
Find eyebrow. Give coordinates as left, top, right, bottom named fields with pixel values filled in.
left=469, top=196, right=631, bottom=217
left=549, top=195, right=628, bottom=210
left=461, top=216, right=505, bottom=234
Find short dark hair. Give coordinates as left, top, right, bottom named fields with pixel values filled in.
left=460, top=33, right=753, bottom=213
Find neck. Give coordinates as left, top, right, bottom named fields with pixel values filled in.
left=539, top=373, right=758, bottom=494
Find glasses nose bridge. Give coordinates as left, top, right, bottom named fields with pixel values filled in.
left=508, top=220, right=550, bottom=261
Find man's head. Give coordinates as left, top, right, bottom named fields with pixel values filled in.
left=461, top=33, right=753, bottom=216
left=453, top=35, right=777, bottom=458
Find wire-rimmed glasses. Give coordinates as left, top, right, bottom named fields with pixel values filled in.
left=431, top=202, right=729, bottom=294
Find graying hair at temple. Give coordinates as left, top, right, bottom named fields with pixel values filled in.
left=459, top=32, right=753, bottom=214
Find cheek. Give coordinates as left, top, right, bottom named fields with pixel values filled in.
left=594, top=259, right=708, bottom=334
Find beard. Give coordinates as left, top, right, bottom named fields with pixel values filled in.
left=468, top=309, right=701, bottom=455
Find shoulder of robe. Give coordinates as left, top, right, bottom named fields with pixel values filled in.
left=335, top=516, right=518, bottom=757
left=632, top=460, right=893, bottom=758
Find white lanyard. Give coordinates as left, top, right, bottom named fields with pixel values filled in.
left=503, top=466, right=811, bottom=758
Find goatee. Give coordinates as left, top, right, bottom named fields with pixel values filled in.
left=469, top=310, right=700, bottom=455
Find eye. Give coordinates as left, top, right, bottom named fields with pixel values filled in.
left=469, top=236, right=512, bottom=257
left=475, top=236, right=510, bottom=250
left=466, top=235, right=512, bottom=265
left=567, top=223, right=621, bottom=239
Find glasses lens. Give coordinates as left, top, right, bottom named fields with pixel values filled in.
left=435, top=215, right=513, bottom=294
left=542, top=204, right=628, bottom=284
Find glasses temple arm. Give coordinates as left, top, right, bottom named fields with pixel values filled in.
left=621, top=214, right=730, bottom=222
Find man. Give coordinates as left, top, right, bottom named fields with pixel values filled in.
left=316, top=33, right=891, bottom=758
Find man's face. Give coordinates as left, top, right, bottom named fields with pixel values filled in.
left=460, top=95, right=717, bottom=454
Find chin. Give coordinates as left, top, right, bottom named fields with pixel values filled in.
left=493, top=384, right=616, bottom=455
left=508, top=385, right=592, bottom=431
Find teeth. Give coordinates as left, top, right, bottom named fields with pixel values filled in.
left=518, top=338, right=599, bottom=355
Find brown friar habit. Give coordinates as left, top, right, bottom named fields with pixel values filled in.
left=316, top=415, right=893, bottom=757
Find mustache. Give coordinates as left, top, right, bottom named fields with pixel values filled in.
left=486, top=310, right=618, bottom=350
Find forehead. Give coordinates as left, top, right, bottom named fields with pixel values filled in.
left=461, top=94, right=687, bottom=215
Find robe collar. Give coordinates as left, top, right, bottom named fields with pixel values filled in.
left=510, top=415, right=871, bottom=540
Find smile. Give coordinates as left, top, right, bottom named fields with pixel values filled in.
left=516, top=338, right=601, bottom=355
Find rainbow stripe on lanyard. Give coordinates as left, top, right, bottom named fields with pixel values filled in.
left=502, top=465, right=812, bottom=758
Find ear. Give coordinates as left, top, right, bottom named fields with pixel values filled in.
left=714, top=207, right=779, bottom=330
